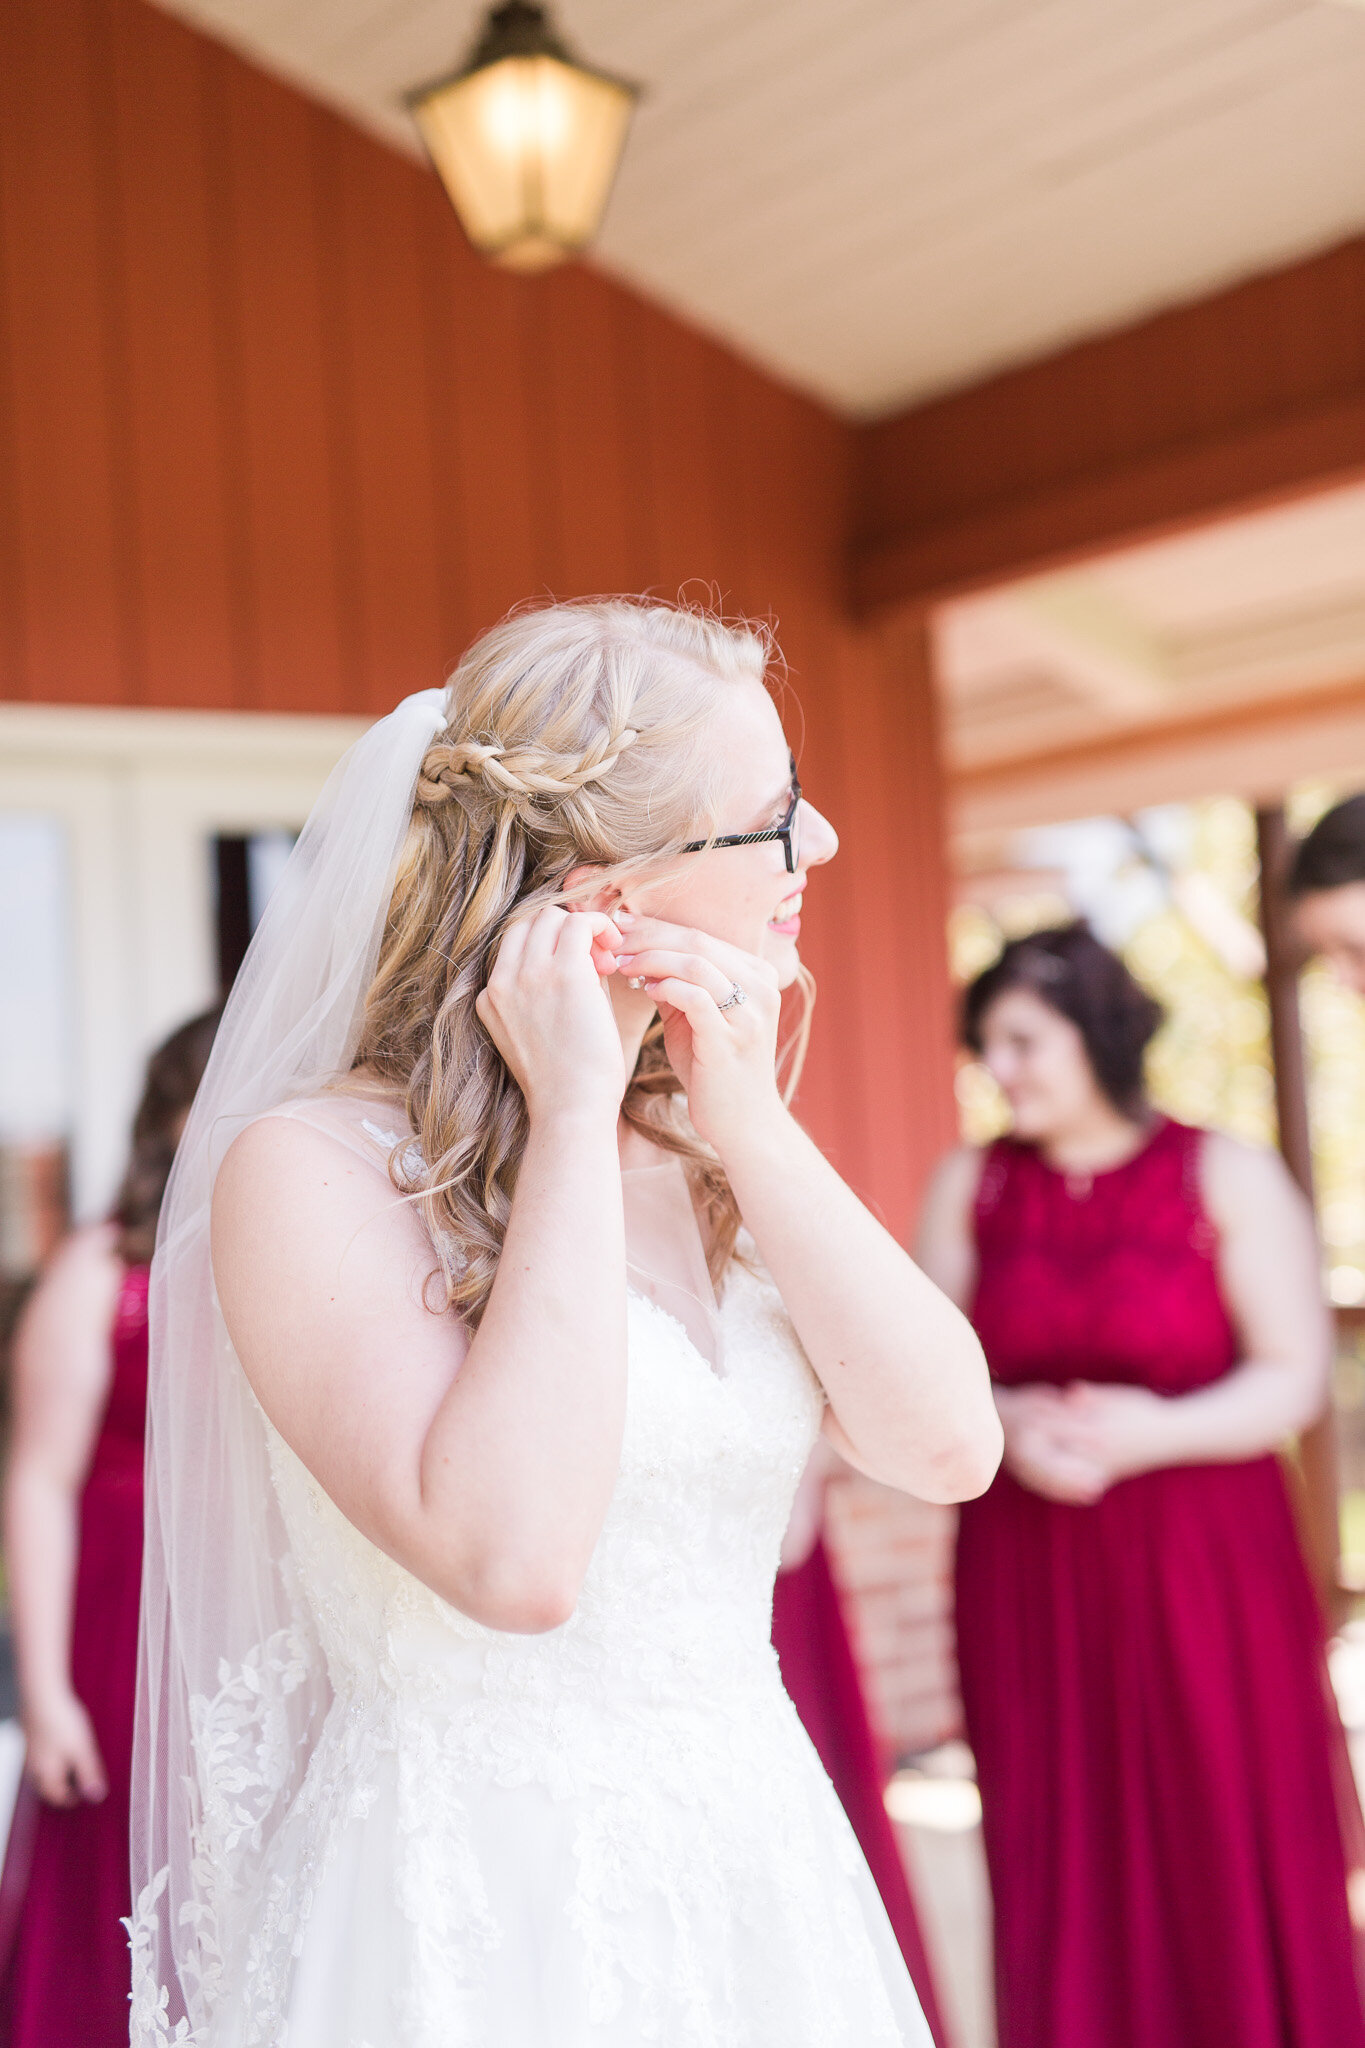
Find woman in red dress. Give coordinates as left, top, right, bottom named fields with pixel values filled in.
left=774, top=1451, right=950, bottom=2046
left=917, top=922, right=1365, bottom=2048
left=0, top=1008, right=219, bottom=2048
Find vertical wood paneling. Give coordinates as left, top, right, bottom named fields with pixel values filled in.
left=421, top=207, right=542, bottom=640
left=602, top=291, right=662, bottom=600
left=323, top=121, right=447, bottom=711
left=0, top=0, right=959, bottom=1230
left=860, top=614, right=957, bottom=1226
left=857, top=238, right=1365, bottom=556
left=0, top=155, right=26, bottom=702
left=703, top=348, right=761, bottom=617
left=840, top=631, right=914, bottom=1211
left=632, top=300, right=726, bottom=599
left=0, top=0, right=131, bottom=703
left=533, top=267, right=653, bottom=599
left=214, top=49, right=349, bottom=713
left=101, top=0, right=242, bottom=708
left=899, top=619, right=958, bottom=1185
left=413, top=191, right=473, bottom=667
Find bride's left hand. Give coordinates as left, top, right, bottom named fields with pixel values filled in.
left=612, top=914, right=783, bottom=1153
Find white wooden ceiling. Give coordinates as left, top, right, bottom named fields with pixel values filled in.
left=152, top=0, right=1365, bottom=416
left=937, top=479, right=1365, bottom=813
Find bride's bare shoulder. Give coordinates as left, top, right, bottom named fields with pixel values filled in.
left=210, top=1098, right=444, bottom=1366
left=210, top=1095, right=461, bottom=1436
left=211, top=1089, right=423, bottom=1262
left=223, top=1083, right=412, bottom=1176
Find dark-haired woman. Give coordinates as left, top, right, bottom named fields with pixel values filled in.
left=1289, top=791, right=1365, bottom=995
left=917, top=923, right=1365, bottom=2048
left=0, top=1008, right=219, bottom=2048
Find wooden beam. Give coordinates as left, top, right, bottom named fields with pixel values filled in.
left=1256, top=808, right=1315, bottom=1198
left=854, top=236, right=1365, bottom=615
left=950, top=673, right=1365, bottom=838
left=857, top=396, right=1365, bottom=611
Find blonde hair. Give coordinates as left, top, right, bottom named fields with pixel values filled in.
left=351, top=598, right=812, bottom=1324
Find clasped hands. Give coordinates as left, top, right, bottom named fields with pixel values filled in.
left=474, top=905, right=783, bottom=1153
left=997, top=1380, right=1180, bottom=1505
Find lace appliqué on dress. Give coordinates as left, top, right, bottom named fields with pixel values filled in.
left=128, top=1624, right=316, bottom=2044
left=132, top=1238, right=923, bottom=2046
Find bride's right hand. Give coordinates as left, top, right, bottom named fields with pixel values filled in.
left=476, top=907, right=626, bottom=1123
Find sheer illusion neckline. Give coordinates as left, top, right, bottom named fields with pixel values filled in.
left=325, top=1104, right=729, bottom=1381
left=627, top=1284, right=735, bottom=1390
left=292, top=1097, right=732, bottom=1384
left=620, top=1152, right=726, bottom=1379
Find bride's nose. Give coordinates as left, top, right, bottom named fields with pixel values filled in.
left=799, top=801, right=838, bottom=868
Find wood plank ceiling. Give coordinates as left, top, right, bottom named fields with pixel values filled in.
left=150, top=0, right=1365, bottom=416
left=936, top=479, right=1365, bottom=836
left=939, top=480, right=1365, bottom=773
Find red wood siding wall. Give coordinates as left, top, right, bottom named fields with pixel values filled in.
left=0, top=0, right=958, bottom=1231
left=854, top=235, right=1365, bottom=608
left=0, top=0, right=962, bottom=1753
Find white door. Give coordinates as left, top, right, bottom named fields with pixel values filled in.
left=0, top=704, right=365, bottom=1224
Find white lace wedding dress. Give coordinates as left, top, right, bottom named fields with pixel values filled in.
left=182, top=1105, right=933, bottom=2048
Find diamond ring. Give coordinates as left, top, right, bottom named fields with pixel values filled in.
left=718, top=983, right=746, bottom=1013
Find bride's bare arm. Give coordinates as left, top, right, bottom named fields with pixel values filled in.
left=720, top=1114, right=1001, bottom=1502
left=617, top=916, right=1002, bottom=1504
left=212, top=908, right=628, bottom=1634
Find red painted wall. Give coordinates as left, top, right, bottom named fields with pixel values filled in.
left=853, top=235, right=1365, bottom=608
left=0, top=0, right=966, bottom=1759
left=0, top=0, right=958, bottom=1234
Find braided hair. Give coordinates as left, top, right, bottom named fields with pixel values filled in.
left=351, top=598, right=806, bottom=1325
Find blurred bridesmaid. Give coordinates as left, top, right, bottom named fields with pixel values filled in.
left=917, top=923, right=1365, bottom=2048
left=1289, top=791, right=1365, bottom=995
left=0, top=1008, right=219, bottom=2048
left=774, top=1447, right=950, bottom=2047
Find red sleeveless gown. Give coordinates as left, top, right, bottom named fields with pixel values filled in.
left=773, top=1539, right=949, bottom=2045
left=956, top=1119, right=1365, bottom=2048
left=0, top=1261, right=149, bottom=2048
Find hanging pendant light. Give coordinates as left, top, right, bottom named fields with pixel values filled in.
left=408, top=3, right=639, bottom=273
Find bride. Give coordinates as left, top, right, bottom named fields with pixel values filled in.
left=129, top=599, right=1001, bottom=2046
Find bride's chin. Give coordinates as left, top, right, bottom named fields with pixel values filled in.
left=762, top=936, right=802, bottom=991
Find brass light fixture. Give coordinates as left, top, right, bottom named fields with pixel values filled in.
left=408, top=3, right=639, bottom=273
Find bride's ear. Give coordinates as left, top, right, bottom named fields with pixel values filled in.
left=560, top=864, right=621, bottom=916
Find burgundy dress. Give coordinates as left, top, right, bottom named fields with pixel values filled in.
left=0, top=1261, right=148, bottom=2048
left=773, top=1537, right=949, bottom=2046
left=956, top=1119, right=1365, bottom=2048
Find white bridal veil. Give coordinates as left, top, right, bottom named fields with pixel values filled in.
left=129, top=688, right=447, bottom=2042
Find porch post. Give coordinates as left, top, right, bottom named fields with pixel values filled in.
left=1254, top=804, right=1341, bottom=1617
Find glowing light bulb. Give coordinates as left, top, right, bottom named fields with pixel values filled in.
left=409, top=5, right=639, bottom=272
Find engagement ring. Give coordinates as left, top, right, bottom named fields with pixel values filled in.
left=719, top=983, right=746, bottom=1012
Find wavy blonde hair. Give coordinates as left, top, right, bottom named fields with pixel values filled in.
left=351, top=598, right=812, bottom=1324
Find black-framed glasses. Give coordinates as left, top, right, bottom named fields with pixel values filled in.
left=682, top=755, right=802, bottom=874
